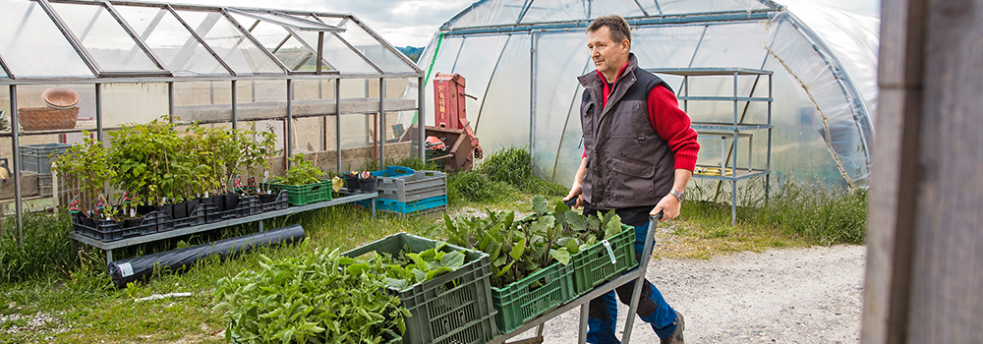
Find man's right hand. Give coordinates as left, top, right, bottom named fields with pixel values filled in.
left=563, top=184, right=584, bottom=209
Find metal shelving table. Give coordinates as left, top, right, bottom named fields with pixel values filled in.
left=488, top=215, right=661, bottom=344
left=70, top=192, right=378, bottom=264
left=648, top=68, right=774, bottom=225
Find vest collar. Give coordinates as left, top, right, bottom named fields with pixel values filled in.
left=578, top=53, right=640, bottom=121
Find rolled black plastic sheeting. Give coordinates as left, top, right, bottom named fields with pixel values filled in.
left=108, top=224, right=305, bottom=288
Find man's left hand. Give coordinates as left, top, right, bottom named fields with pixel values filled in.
left=651, top=194, right=681, bottom=222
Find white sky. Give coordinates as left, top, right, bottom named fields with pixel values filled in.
left=186, top=0, right=879, bottom=48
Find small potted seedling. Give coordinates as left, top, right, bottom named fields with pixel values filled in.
left=358, top=170, right=377, bottom=193
left=343, top=171, right=360, bottom=192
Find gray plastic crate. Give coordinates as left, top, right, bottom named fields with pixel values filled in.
left=377, top=170, right=446, bottom=203
left=19, top=143, right=71, bottom=174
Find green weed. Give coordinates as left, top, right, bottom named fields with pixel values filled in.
left=0, top=212, right=76, bottom=284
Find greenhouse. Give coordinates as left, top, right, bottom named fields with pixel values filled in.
left=0, top=0, right=425, bottom=231
left=406, top=0, right=878, bottom=192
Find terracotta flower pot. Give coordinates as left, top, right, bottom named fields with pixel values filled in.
left=42, top=88, right=80, bottom=109
left=17, top=107, right=78, bottom=130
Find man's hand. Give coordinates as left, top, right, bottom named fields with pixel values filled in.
left=651, top=194, right=681, bottom=222
left=564, top=184, right=584, bottom=209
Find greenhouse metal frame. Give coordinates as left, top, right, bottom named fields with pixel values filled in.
left=0, top=0, right=425, bottom=240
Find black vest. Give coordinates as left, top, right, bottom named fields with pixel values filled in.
left=578, top=54, right=676, bottom=209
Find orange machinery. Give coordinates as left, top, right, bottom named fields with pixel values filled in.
left=400, top=73, right=482, bottom=171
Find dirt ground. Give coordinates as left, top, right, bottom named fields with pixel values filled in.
left=509, top=244, right=866, bottom=344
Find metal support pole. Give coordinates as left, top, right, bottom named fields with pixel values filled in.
left=732, top=182, right=737, bottom=226
left=379, top=78, right=385, bottom=168
left=620, top=215, right=661, bottom=343
left=168, top=82, right=174, bottom=121
left=335, top=79, right=342, bottom=172
left=732, top=72, right=738, bottom=177
left=530, top=30, right=538, bottom=167
left=316, top=32, right=324, bottom=74
left=231, top=80, right=238, bottom=130
left=286, top=79, right=293, bottom=167
left=10, top=85, right=22, bottom=245
left=578, top=304, right=589, bottom=343
left=766, top=74, right=773, bottom=203
left=95, top=83, right=103, bottom=142
left=417, top=76, right=425, bottom=160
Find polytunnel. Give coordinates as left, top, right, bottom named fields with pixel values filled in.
left=405, top=0, right=878, bottom=191
left=0, top=0, right=424, bottom=232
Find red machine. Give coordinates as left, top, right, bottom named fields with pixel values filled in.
left=401, top=73, right=483, bottom=171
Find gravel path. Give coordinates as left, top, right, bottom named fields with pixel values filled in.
left=509, top=245, right=866, bottom=344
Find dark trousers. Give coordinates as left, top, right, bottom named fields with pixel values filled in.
left=586, top=221, right=678, bottom=343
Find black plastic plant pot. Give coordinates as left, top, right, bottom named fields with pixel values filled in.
left=345, top=176, right=360, bottom=192
left=173, top=201, right=188, bottom=219
left=224, top=193, right=240, bottom=211
left=206, top=194, right=226, bottom=212
left=359, top=178, right=377, bottom=193
left=81, top=216, right=95, bottom=228
left=157, top=203, right=174, bottom=219
left=259, top=192, right=277, bottom=203
left=186, top=198, right=201, bottom=214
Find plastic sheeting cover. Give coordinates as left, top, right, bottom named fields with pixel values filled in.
left=107, top=224, right=305, bottom=288
left=445, top=0, right=779, bottom=29
left=415, top=1, right=876, bottom=187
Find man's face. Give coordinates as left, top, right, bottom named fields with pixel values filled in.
left=587, top=26, right=629, bottom=77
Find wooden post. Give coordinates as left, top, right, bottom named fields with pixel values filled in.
left=863, top=0, right=983, bottom=343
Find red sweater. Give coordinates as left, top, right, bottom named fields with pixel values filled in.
left=584, top=67, right=700, bottom=171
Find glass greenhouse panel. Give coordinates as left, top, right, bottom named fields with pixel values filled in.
left=0, top=0, right=93, bottom=78
left=293, top=30, right=376, bottom=74
left=334, top=21, right=413, bottom=73
left=114, top=6, right=230, bottom=76
left=102, top=82, right=168, bottom=127
left=171, top=81, right=232, bottom=123
left=232, top=10, right=338, bottom=31
left=50, top=2, right=162, bottom=73
left=246, top=20, right=312, bottom=71
left=175, top=10, right=284, bottom=75
left=310, top=14, right=346, bottom=28
left=632, top=24, right=712, bottom=87
left=445, top=0, right=526, bottom=28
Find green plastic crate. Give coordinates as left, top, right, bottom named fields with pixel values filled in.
left=265, top=179, right=332, bottom=206
left=571, top=225, right=638, bottom=296
left=491, top=261, right=576, bottom=334
left=342, top=233, right=498, bottom=344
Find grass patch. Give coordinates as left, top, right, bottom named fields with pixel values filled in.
left=0, top=211, right=76, bottom=284
left=655, top=180, right=868, bottom=259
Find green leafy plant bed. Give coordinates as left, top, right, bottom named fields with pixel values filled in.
left=444, top=195, right=637, bottom=331
left=214, top=242, right=409, bottom=344
left=342, top=233, right=498, bottom=344
left=571, top=224, right=637, bottom=296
